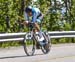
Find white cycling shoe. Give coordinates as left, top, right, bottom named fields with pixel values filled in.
left=37, top=36, right=46, bottom=45
left=39, top=36, right=44, bottom=41
left=37, top=36, right=44, bottom=42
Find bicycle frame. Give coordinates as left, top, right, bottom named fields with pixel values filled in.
left=25, top=22, right=38, bottom=41
left=23, top=22, right=51, bottom=56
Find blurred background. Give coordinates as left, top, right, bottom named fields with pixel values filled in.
left=0, top=0, right=75, bottom=47
left=0, top=0, right=75, bottom=33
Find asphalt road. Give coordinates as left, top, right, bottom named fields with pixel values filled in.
left=0, top=43, right=75, bottom=62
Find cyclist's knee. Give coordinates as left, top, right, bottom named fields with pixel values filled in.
left=34, top=23, right=38, bottom=27
left=34, top=23, right=40, bottom=31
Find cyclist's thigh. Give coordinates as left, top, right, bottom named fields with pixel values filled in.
left=36, top=19, right=41, bottom=23
left=36, top=15, right=43, bottom=23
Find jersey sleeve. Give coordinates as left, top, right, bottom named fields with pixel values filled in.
left=24, top=12, right=29, bottom=21
left=32, top=12, right=37, bottom=22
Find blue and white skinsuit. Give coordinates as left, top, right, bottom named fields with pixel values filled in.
left=24, top=7, right=44, bottom=42
left=24, top=7, right=43, bottom=23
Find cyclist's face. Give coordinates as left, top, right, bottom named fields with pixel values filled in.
left=28, top=12, right=32, bottom=16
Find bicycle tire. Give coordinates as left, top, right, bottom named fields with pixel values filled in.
left=41, top=32, right=51, bottom=54
left=22, top=32, right=35, bottom=56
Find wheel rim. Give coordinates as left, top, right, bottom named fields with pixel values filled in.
left=41, top=33, right=51, bottom=54
left=23, top=33, right=35, bottom=56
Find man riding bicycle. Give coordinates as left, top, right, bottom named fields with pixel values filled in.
left=23, top=6, right=45, bottom=48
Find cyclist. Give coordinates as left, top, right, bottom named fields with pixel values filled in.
left=23, top=6, right=44, bottom=48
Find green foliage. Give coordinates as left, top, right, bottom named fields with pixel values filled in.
left=0, top=0, right=75, bottom=32
left=0, top=0, right=75, bottom=47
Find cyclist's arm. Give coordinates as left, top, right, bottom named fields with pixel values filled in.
left=32, top=12, right=37, bottom=23
left=20, top=12, right=29, bottom=25
left=24, top=12, right=29, bottom=21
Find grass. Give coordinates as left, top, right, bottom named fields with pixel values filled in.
left=0, top=38, right=75, bottom=48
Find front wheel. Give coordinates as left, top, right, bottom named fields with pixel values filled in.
left=22, top=32, right=35, bottom=56
left=41, top=32, right=51, bottom=54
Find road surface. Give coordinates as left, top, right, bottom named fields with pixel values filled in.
left=0, top=43, right=75, bottom=62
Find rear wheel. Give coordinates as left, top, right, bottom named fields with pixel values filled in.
left=22, top=32, right=35, bottom=56
left=41, top=32, right=51, bottom=54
